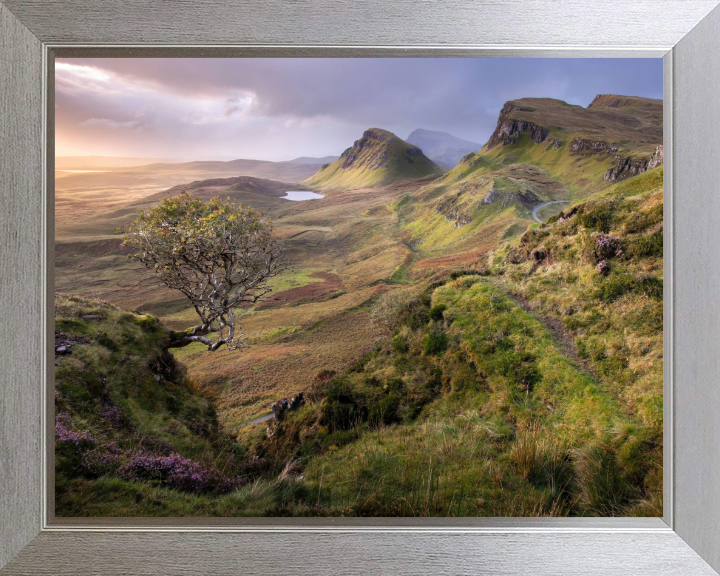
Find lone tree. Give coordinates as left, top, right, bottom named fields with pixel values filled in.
left=121, top=193, right=287, bottom=351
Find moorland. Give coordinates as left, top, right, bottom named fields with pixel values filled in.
left=55, top=94, right=664, bottom=517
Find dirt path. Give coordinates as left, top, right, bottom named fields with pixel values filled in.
left=483, top=277, right=596, bottom=377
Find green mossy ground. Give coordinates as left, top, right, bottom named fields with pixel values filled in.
left=54, top=295, right=249, bottom=516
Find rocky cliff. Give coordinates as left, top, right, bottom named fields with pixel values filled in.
left=485, top=102, right=550, bottom=149
left=482, top=96, right=662, bottom=157
left=605, top=145, right=664, bottom=182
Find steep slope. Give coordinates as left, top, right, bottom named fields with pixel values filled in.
left=389, top=94, right=663, bottom=255
left=476, top=95, right=663, bottom=188
left=54, top=295, right=257, bottom=515
left=305, top=128, right=445, bottom=190
left=488, top=167, right=664, bottom=437
left=237, top=167, right=664, bottom=517
left=406, top=128, right=483, bottom=168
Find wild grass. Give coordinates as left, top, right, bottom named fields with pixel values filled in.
left=476, top=171, right=664, bottom=512
left=54, top=295, right=253, bottom=515
left=54, top=109, right=663, bottom=517
left=235, top=275, right=657, bottom=517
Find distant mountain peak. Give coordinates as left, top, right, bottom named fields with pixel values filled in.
left=305, top=128, right=444, bottom=190
left=406, top=129, right=482, bottom=169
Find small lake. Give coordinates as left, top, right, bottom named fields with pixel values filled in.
left=282, top=191, right=324, bottom=201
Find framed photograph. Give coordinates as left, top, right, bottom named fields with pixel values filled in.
left=2, top=1, right=720, bottom=574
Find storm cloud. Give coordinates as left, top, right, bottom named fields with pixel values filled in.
left=55, top=58, right=663, bottom=161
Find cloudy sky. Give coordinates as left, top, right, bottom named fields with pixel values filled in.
left=55, top=58, right=663, bottom=162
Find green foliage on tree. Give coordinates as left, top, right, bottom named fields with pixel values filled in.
left=121, top=193, right=287, bottom=351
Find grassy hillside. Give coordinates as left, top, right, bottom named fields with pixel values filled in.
left=238, top=170, right=663, bottom=517
left=54, top=295, right=255, bottom=515
left=54, top=94, right=663, bottom=517
left=305, top=128, right=445, bottom=190
left=381, top=95, right=663, bottom=261
left=485, top=167, right=664, bottom=436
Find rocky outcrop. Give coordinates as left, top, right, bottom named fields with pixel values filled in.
left=271, top=392, right=304, bottom=418
left=435, top=204, right=471, bottom=228
left=483, top=188, right=498, bottom=204
left=339, top=130, right=425, bottom=169
left=486, top=102, right=549, bottom=149
left=449, top=210, right=471, bottom=227
left=266, top=392, right=305, bottom=437
left=55, top=330, right=89, bottom=358
left=481, top=180, right=540, bottom=209
left=435, top=193, right=472, bottom=228
left=604, top=145, right=663, bottom=182
left=460, top=151, right=476, bottom=164
left=514, top=189, right=541, bottom=208
left=569, top=137, right=620, bottom=155
left=532, top=246, right=548, bottom=261
left=339, top=129, right=400, bottom=170
left=647, top=145, right=664, bottom=169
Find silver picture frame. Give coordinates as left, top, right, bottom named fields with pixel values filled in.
left=2, top=1, right=720, bottom=573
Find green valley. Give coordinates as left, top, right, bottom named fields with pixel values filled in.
left=54, top=94, right=664, bottom=517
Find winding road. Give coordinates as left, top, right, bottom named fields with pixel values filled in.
left=532, top=200, right=569, bottom=223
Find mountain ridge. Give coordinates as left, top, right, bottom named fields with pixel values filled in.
left=482, top=95, right=662, bottom=156
left=289, top=155, right=340, bottom=165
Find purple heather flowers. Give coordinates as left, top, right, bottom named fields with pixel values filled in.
left=597, top=260, right=611, bottom=276
left=592, top=232, right=623, bottom=260
left=55, top=411, right=243, bottom=494
left=55, top=412, right=95, bottom=446
left=118, top=451, right=243, bottom=494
